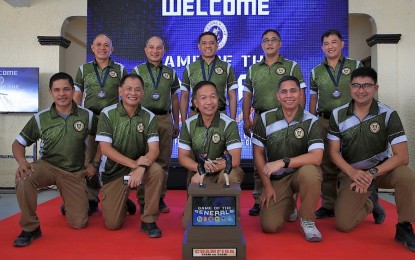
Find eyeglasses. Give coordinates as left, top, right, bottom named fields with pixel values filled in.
left=350, top=83, right=375, bottom=90
left=262, top=37, right=280, bottom=44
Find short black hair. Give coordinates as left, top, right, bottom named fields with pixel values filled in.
left=119, top=74, right=145, bottom=88
left=192, top=81, right=217, bottom=98
left=262, top=29, right=281, bottom=40
left=321, top=29, right=343, bottom=43
left=278, top=76, right=300, bottom=90
left=198, top=31, right=218, bottom=43
left=350, top=67, right=377, bottom=84
left=49, top=72, right=74, bottom=89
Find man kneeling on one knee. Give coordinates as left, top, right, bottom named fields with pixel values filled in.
left=252, top=75, right=324, bottom=242
left=96, top=74, right=164, bottom=238
left=328, top=67, right=415, bottom=252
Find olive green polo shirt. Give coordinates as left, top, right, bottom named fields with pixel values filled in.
left=181, top=55, right=238, bottom=110
left=16, top=102, right=97, bottom=172
left=244, top=55, right=306, bottom=112
left=179, top=111, right=241, bottom=160
left=74, top=58, right=127, bottom=113
left=327, top=100, right=407, bottom=169
left=131, top=61, right=180, bottom=112
left=310, top=56, right=361, bottom=113
left=96, top=102, right=159, bottom=184
left=252, top=106, right=323, bottom=175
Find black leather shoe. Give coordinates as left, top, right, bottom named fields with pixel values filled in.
left=369, top=190, right=386, bottom=224
left=88, top=198, right=100, bottom=216
left=126, top=199, right=136, bottom=215
left=159, top=198, right=170, bottom=213
left=315, top=207, right=335, bottom=219
left=14, top=227, right=42, bottom=247
left=60, top=203, right=66, bottom=216
left=139, top=203, right=145, bottom=215
left=395, top=222, right=415, bottom=252
left=140, top=222, right=162, bottom=238
left=249, top=203, right=260, bottom=216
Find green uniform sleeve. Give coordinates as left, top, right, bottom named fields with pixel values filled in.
left=225, top=120, right=241, bottom=147
left=96, top=112, right=113, bottom=140
left=387, top=111, right=406, bottom=145
left=292, top=63, right=305, bottom=85
left=171, top=70, right=180, bottom=95
left=179, top=120, right=192, bottom=148
left=146, top=115, right=159, bottom=141
left=310, top=69, right=317, bottom=93
left=18, top=116, right=40, bottom=146
left=244, top=66, right=253, bottom=93
left=181, top=67, right=191, bottom=91
left=74, top=66, right=84, bottom=92
left=121, top=67, right=128, bottom=79
left=226, top=65, right=238, bottom=91
left=328, top=113, right=340, bottom=140
left=307, top=119, right=324, bottom=148
left=88, top=114, right=98, bottom=136
left=252, top=114, right=266, bottom=146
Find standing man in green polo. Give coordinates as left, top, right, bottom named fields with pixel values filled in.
left=180, top=31, right=238, bottom=120
left=243, top=29, right=307, bottom=216
left=73, top=33, right=132, bottom=215
left=310, top=29, right=362, bottom=219
left=12, top=72, right=97, bottom=247
left=131, top=36, right=180, bottom=214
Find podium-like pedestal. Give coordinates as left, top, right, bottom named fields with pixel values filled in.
left=182, top=183, right=246, bottom=259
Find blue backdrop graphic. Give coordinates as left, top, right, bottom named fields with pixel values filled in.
left=0, top=68, right=39, bottom=113
left=87, top=0, right=348, bottom=163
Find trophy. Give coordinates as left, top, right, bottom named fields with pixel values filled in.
left=182, top=151, right=246, bottom=259
left=222, top=151, right=232, bottom=188
left=197, top=154, right=207, bottom=188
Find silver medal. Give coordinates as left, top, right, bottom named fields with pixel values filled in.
left=332, top=90, right=342, bottom=99
left=152, top=92, right=160, bottom=101
left=97, top=90, right=106, bottom=99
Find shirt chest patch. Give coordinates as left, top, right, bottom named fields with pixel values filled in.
left=73, top=120, right=85, bottom=132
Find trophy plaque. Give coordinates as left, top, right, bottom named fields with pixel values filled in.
left=182, top=183, right=246, bottom=259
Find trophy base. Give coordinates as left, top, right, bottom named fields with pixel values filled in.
left=182, top=227, right=246, bottom=259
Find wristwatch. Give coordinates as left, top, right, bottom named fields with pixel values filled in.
left=368, top=167, right=378, bottom=175
left=91, top=161, right=100, bottom=169
left=283, top=157, right=290, bottom=168
left=368, top=167, right=378, bottom=176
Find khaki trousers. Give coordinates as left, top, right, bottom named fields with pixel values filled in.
left=16, top=160, right=88, bottom=231
left=137, top=113, right=173, bottom=203
left=251, top=114, right=262, bottom=203
left=102, top=163, right=164, bottom=230
left=85, top=135, right=100, bottom=200
left=335, top=165, right=415, bottom=232
left=260, top=165, right=322, bottom=233
left=319, top=117, right=340, bottom=210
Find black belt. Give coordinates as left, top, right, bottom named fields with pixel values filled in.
left=318, top=112, right=331, bottom=119
left=150, top=109, right=171, bottom=115
left=191, top=106, right=226, bottom=112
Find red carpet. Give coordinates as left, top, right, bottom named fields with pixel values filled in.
left=0, top=190, right=413, bottom=259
